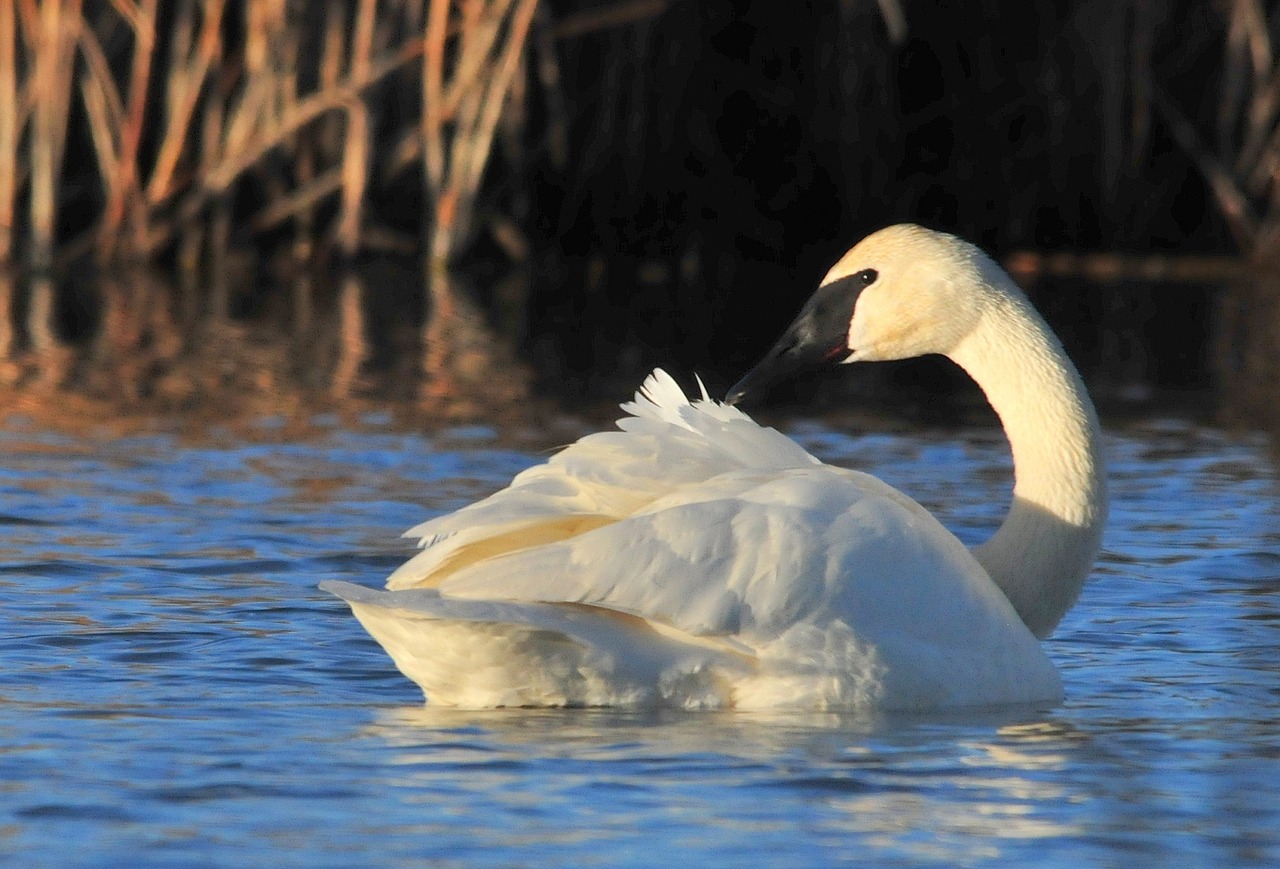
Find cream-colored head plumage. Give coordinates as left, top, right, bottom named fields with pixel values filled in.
left=821, top=224, right=1005, bottom=363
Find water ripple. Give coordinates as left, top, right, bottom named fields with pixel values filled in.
left=0, top=417, right=1276, bottom=867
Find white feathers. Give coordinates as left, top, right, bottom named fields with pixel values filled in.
left=382, top=369, right=816, bottom=593
left=322, top=225, right=1106, bottom=712
left=323, top=368, right=1061, bottom=711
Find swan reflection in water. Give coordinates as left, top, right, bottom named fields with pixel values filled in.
left=361, top=705, right=1090, bottom=861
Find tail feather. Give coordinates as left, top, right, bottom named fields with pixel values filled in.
left=320, top=580, right=750, bottom=708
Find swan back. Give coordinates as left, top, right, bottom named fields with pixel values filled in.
left=384, top=370, right=819, bottom=591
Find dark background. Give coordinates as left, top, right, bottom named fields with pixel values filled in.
left=0, top=0, right=1265, bottom=417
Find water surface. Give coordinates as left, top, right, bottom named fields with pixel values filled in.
left=1, top=411, right=1277, bottom=866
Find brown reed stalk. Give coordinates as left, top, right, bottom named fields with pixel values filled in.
left=282, top=1, right=313, bottom=331
left=328, top=0, right=377, bottom=397
left=255, top=47, right=297, bottom=249
left=319, top=0, right=348, bottom=152
left=202, top=49, right=231, bottom=323
left=192, top=37, right=421, bottom=199
left=417, top=0, right=538, bottom=397
left=337, top=0, right=377, bottom=257
left=421, top=0, right=449, bottom=223
left=455, top=0, right=526, bottom=206
left=221, top=0, right=279, bottom=171
left=443, top=0, right=513, bottom=119
left=247, top=0, right=349, bottom=241
left=422, top=0, right=539, bottom=268
left=284, top=0, right=318, bottom=345
left=299, top=0, right=347, bottom=217
left=243, top=0, right=309, bottom=248
left=78, top=25, right=131, bottom=255
left=1156, top=0, right=1280, bottom=254
left=102, top=0, right=158, bottom=256
left=1222, top=0, right=1280, bottom=249
left=1155, top=88, right=1259, bottom=251
left=26, top=0, right=82, bottom=272
left=0, top=3, right=19, bottom=267
left=282, top=0, right=318, bottom=343
left=146, top=0, right=227, bottom=212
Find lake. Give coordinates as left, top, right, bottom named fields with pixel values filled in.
left=2, top=406, right=1278, bottom=867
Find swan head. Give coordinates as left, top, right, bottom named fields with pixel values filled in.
left=727, top=224, right=996, bottom=404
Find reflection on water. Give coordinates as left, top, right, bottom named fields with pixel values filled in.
left=367, top=706, right=1089, bottom=862
left=0, top=265, right=533, bottom=415
left=0, top=413, right=1278, bottom=866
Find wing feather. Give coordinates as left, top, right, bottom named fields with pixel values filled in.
left=436, top=465, right=982, bottom=645
left=387, top=369, right=820, bottom=590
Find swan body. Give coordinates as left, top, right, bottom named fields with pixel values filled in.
left=322, top=224, right=1107, bottom=711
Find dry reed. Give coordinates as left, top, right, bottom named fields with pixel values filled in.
left=0, top=0, right=555, bottom=274
left=0, top=1, right=1271, bottom=418
left=1153, top=0, right=1280, bottom=256
left=0, top=0, right=569, bottom=400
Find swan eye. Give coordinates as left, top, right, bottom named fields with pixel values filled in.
left=856, top=269, right=878, bottom=286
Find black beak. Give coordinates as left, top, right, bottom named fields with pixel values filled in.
left=725, top=274, right=869, bottom=405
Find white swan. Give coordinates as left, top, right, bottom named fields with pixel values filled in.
left=322, top=224, right=1107, bottom=710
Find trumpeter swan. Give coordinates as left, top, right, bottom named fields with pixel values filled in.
left=322, top=224, right=1107, bottom=710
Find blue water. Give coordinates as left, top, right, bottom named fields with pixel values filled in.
left=2, top=410, right=1278, bottom=867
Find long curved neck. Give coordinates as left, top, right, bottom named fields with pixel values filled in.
left=948, top=280, right=1107, bottom=639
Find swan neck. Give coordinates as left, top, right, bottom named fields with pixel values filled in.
left=949, top=283, right=1107, bottom=638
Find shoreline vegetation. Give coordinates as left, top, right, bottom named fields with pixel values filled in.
left=1, top=1, right=1279, bottom=429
